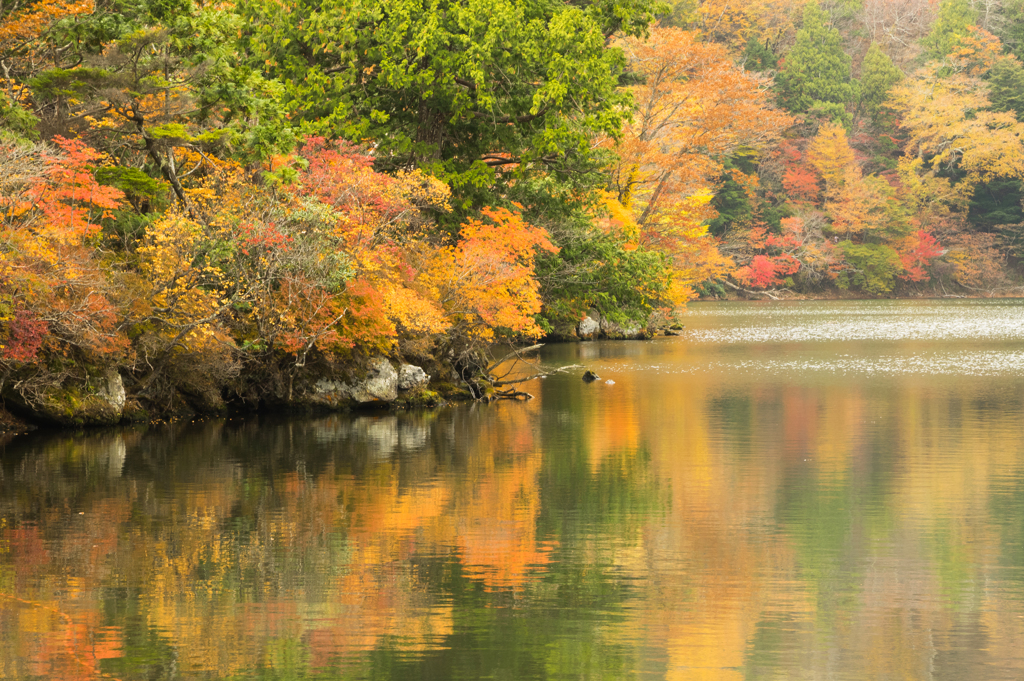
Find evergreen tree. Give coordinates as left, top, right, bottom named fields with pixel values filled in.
left=743, top=36, right=778, bottom=72
left=858, top=43, right=903, bottom=128
left=923, top=0, right=979, bottom=59
left=775, top=3, right=857, bottom=125
left=987, top=57, right=1024, bottom=119
left=998, top=0, right=1024, bottom=60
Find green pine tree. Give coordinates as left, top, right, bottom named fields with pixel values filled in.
left=857, top=43, right=902, bottom=128
left=987, top=57, right=1024, bottom=119
left=923, top=0, right=979, bottom=59
left=743, top=37, right=778, bottom=72
left=775, top=3, right=857, bottom=125
left=998, top=0, right=1024, bottom=60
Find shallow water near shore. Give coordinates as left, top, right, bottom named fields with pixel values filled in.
left=2, top=298, right=1024, bottom=680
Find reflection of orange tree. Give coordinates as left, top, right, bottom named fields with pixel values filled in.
left=452, top=447, right=555, bottom=592
left=0, top=589, right=124, bottom=681
left=66, top=407, right=548, bottom=673
left=594, top=373, right=805, bottom=680
left=1, top=509, right=128, bottom=681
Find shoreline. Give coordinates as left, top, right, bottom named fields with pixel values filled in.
left=5, top=292, right=1023, bottom=436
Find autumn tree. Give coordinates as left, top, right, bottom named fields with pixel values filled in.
left=23, top=0, right=291, bottom=213
left=613, top=27, right=790, bottom=220
left=888, top=62, right=1024, bottom=198
left=0, top=137, right=129, bottom=409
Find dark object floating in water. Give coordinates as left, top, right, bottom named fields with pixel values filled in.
left=582, top=370, right=600, bottom=382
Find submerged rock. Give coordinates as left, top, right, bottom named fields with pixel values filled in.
left=582, top=370, right=600, bottom=382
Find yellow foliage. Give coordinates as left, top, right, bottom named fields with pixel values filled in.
left=136, top=212, right=228, bottom=350
left=653, top=191, right=733, bottom=301
left=807, top=122, right=857, bottom=194
left=597, top=191, right=641, bottom=242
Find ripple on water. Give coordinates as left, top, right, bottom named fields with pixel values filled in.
left=683, top=300, right=1024, bottom=345
left=607, top=350, right=1024, bottom=378
left=590, top=300, right=1024, bottom=379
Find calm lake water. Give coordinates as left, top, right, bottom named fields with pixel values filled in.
left=3, top=299, right=1024, bottom=680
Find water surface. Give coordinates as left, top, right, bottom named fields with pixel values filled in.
left=2, top=299, right=1024, bottom=680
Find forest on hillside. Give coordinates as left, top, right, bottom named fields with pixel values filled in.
left=2, top=0, right=1023, bottom=417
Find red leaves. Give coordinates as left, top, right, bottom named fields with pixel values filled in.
left=783, top=165, right=822, bottom=203
left=1, top=310, right=48, bottom=362
left=236, top=220, right=293, bottom=256
left=734, top=255, right=779, bottom=288
left=898, top=230, right=943, bottom=282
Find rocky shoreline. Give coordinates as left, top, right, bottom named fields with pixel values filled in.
left=0, top=311, right=677, bottom=435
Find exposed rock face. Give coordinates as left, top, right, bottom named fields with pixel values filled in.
left=397, top=364, right=430, bottom=392
left=95, top=368, right=126, bottom=414
left=349, top=358, right=399, bottom=403
left=577, top=315, right=600, bottom=340
left=6, top=368, right=127, bottom=427
left=575, top=311, right=651, bottom=341
left=309, top=357, right=399, bottom=407
left=310, top=378, right=349, bottom=408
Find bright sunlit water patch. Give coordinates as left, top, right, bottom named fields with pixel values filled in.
left=608, top=350, right=1024, bottom=377
left=683, top=299, right=1024, bottom=345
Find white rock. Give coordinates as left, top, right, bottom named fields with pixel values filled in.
left=398, top=364, right=430, bottom=391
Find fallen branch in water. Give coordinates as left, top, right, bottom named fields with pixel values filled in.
left=475, top=343, right=583, bottom=400
left=722, top=280, right=799, bottom=301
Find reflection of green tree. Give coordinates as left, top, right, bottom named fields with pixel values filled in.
left=930, top=522, right=976, bottom=611
left=743, top=617, right=790, bottom=681
left=100, top=593, right=178, bottom=680
left=990, top=478, right=1024, bottom=597
left=535, top=374, right=668, bottom=540
left=357, top=563, right=643, bottom=681
left=776, top=470, right=862, bottom=618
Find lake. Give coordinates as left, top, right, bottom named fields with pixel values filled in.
left=2, top=298, right=1024, bottom=680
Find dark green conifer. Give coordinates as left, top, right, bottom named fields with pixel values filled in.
left=775, top=3, right=857, bottom=125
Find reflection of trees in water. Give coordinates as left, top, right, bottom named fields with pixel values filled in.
left=0, top=403, right=664, bottom=679
left=4, top=374, right=1021, bottom=679
left=531, top=358, right=1024, bottom=679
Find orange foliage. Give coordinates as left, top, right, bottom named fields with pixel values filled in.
left=612, top=27, right=791, bottom=228
left=948, top=26, right=1004, bottom=76
left=0, top=0, right=94, bottom=52
left=0, top=138, right=127, bottom=362
left=427, top=207, right=558, bottom=340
